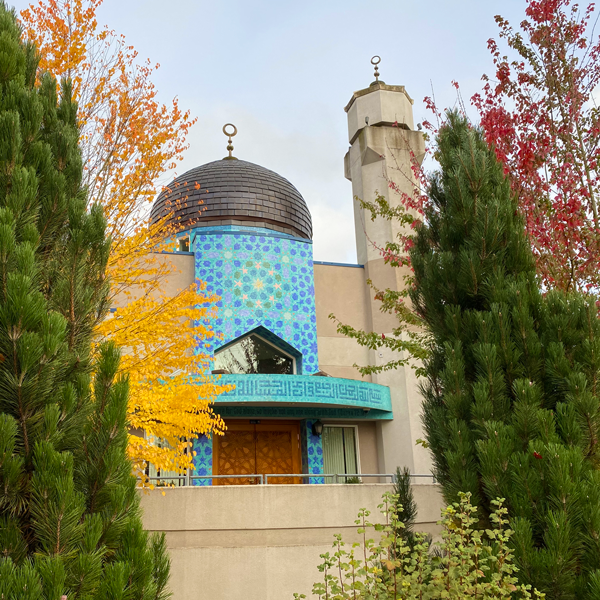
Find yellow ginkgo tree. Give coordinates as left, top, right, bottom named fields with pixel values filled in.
left=21, top=0, right=229, bottom=483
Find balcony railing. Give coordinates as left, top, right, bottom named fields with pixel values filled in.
left=142, top=473, right=436, bottom=486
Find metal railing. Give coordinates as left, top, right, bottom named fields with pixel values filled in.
left=334, top=473, right=395, bottom=483
left=145, top=474, right=264, bottom=485
left=143, top=473, right=436, bottom=485
left=264, top=473, right=331, bottom=484
left=191, top=474, right=264, bottom=484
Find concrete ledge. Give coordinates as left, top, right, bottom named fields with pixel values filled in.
left=141, top=483, right=442, bottom=532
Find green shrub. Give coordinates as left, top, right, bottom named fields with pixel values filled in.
left=294, top=492, right=543, bottom=599
left=344, top=476, right=362, bottom=484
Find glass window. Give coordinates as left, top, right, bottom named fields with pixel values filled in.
left=322, top=426, right=358, bottom=483
left=213, top=334, right=294, bottom=374
left=178, top=237, right=190, bottom=252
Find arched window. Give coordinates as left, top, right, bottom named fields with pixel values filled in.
left=213, top=333, right=295, bottom=374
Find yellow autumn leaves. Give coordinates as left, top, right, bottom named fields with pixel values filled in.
left=21, top=0, right=228, bottom=484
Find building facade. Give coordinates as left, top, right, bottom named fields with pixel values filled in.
left=136, top=69, right=442, bottom=600
left=144, top=71, right=432, bottom=488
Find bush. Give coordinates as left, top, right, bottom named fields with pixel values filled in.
left=294, top=492, right=543, bottom=599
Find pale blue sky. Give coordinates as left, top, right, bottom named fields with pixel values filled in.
left=13, top=0, right=526, bottom=262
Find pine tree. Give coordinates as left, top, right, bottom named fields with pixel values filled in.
left=0, top=4, right=170, bottom=598
left=392, top=467, right=417, bottom=547
left=410, top=111, right=600, bottom=599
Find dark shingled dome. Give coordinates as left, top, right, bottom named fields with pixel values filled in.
left=150, top=159, right=312, bottom=239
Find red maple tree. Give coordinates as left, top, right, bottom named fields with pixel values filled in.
left=473, top=0, right=600, bottom=292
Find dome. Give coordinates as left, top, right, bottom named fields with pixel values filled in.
left=151, top=159, right=312, bottom=240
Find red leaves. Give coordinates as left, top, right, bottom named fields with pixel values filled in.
left=526, top=0, right=563, bottom=23
left=421, top=119, right=434, bottom=132
left=474, top=0, right=600, bottom=293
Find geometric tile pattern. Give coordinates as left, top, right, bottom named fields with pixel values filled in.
left=194, top=228, right=318, bottom=373
left=301, top=420, right=325, bottom=484
left=191, top=434, right=213, bottom=486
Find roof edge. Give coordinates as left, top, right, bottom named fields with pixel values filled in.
left=344, top=82, right=414, bottom=113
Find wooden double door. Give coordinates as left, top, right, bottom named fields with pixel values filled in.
left=214, top=420, right=301, bottom=484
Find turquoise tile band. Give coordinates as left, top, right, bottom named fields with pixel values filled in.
left=215, top=374, right=392, bottom=414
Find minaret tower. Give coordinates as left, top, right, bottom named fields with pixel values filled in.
left=344, top=58, right=429, bottom=474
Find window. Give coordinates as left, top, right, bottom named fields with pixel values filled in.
left=213, top=333, right=294, bottom=374
left=178, top=237, right=190, bottom=252
left=146, top=435, right=187, bottom=487
left=322, top=426, right=359, bottom=482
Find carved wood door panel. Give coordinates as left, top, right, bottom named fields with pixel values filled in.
left=256, top=425, right=301, bottom=484
left=213, top=420, right=301, bottom=485
left=215, top=430, right=256, bottom=485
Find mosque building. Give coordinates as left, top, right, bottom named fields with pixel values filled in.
left=139, top=64, right=440, bottom=600
left=147, top=63, right=430, bottom=486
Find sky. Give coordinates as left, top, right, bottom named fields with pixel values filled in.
left=12, top=0, right=527, bottom=263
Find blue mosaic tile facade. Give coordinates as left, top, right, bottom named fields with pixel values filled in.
left=301, top=420, right=325, bottom=484
left=192, top=435, right=213, bottom=486
left=166, top=224, right=394, bottom=485
left=193, top=227, right=318, bottom=373
left=190, top=225, right=297, bottom=239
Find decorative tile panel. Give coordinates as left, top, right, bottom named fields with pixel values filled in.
left=194, top=229, right=318, bottom=373
left=216, top=374, right=392, bottom=413
left=192, top=435, right=213, bottom=486
left=191, top=225, right=297, bottom=240
left=301, top=420, right=324, bottom=484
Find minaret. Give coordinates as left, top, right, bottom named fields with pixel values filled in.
left=344, top=58, right=429, bottom=475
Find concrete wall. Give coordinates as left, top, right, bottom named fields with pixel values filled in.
left=314, top=263, right=371, bottom=381
left=112, top=251, right=195, bottom=307
left=140, top=483, right=443, bottom=600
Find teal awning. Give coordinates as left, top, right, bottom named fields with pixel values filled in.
left=213, top=374, right=393, bottom=420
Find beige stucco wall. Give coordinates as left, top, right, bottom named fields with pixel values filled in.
left=112, top=251, right=194, bottom=307
left=313, top=259, right=431, bottom=476
left=314, top=263, right=371, bottom=381
left=140, top=483, right=443, bottom=600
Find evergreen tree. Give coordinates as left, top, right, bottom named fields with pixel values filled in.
left=0, top=4, right=170, bottom=599
left=392, top=467, right=417, bottom=547
left=410, top=111, right=600, bottom=599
